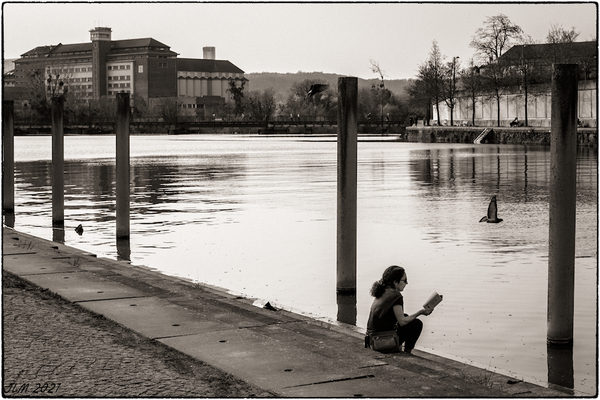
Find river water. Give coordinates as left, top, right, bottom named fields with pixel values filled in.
left=7, top=134, right=598, bottom=394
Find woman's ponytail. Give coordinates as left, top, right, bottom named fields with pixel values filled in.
left=370, top=279, right=386, bottom=298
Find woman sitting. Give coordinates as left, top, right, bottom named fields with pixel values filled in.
left=366, top=265, right=432, bottom=353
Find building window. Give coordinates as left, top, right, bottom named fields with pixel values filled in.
left=138, top=65, right=143, bottom=73
left=158, top=62, right=167, bottom=68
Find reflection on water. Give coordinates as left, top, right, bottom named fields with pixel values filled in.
left=548, top=344, right=574, bottom=392
left=4, top=212, right=14, bottom=228
left=117, top=237, right=131, bottom=261
left=336, top=292, right=357, bottom=326
left=6, top=135, right=597, bottom=395
left=52, top=224, right=64, bottom=243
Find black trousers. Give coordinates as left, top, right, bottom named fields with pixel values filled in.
left=395, top=317, right=423, bottom=351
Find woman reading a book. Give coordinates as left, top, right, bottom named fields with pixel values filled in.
left=366, top=265, right=432, bottom=353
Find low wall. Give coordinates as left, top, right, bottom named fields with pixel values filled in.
left=14, top=122, right=405, bottom=137
left=405, top=126, right=597, bottom=147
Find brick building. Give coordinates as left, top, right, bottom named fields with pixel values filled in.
left=5, top=27, right=247, bottom=115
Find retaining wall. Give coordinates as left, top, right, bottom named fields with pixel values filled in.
left=405, top=126, right=597, bottom=147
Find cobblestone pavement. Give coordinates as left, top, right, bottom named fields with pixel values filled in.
left=2, top=271, right=275, bottom=397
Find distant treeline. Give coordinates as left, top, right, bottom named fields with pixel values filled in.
left=246, top=72, right=413, bottom=100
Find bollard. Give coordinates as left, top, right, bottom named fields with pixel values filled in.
left=51, top=97, right=65, bottom=228
left=116, top=93, right=130, bottom=239
left=337, top=77, right=358, bottom=294
left=547, top=64, right=578, bottom=346
left=3, top=101, right=15, bottom=214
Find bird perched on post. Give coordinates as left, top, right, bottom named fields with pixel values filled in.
left=479, top=196, right=503, bottom=223
left=305, top=84, right=328, bottom=99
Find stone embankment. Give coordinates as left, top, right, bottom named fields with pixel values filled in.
left=3, top=271, right=274, bottom=398
left=405, top=126, right=597, bottom=146
left=3, top=227, right=574, bottom=397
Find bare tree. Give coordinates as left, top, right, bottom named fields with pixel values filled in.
left=442, top=57, right=461, bottom=126
left=417, top=40, right=445, bottom=125
left=546, top=23, right=580, bottom=43
left=545, top=23, right=583, bottom=66
left=22, top=68, right=52, bottom=120
left=406, top=78, right=432, bottom=125
left=470, top=14, right=523, bottom=62
left=153, top=97, right=178, bottom=124
left=370, top=60, right=387, bottom=131
left=459, top=59, right=484, bottom=126
left=480, top=60, right=512, bottom=127
left=226, top=79, right=246, bottom=116
left=470, top=14, right=523, bottom=127
left=245, top=88, right=277, bottom=122
left=510, top=35, right=542, bottom=127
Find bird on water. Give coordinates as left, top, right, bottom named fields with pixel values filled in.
left=305, top=84, right=328, bottom=99
left=75, top=224, right=84, bottom=235
left=479, top=196, right=503, bottom=223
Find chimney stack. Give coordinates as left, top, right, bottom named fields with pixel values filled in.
left=203, top=47, right=216, bottom=60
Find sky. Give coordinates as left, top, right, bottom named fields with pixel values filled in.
left=2, top=2, right=598, bottom=80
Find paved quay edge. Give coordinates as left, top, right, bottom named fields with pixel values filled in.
left=3, top=226, right=574, bottom=397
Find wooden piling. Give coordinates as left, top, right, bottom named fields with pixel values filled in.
left=337, top=77, right=358, bottom=293
left=51, top=97, right=65, bottom=227
left=116, top=93, right=130, bottom=239
left=3, top=101, right=15, bottom=214
left=547, top=64, right=578, bottom=346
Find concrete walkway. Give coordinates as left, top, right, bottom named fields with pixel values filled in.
left=3, top=227, right=570, bottom=397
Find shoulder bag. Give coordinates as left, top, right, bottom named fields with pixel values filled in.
left=368, top=330, right=400, bottom=353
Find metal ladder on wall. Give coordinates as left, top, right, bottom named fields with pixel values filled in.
left=474, top=128, right=491, bottom=144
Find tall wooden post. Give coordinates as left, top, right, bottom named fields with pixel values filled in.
left=3, top=101, right=15, bottom=214
left=116, top=93, right=130, bottom=239
left=547, top=64, right=578, bottom=346
left=51, top=97, right=65, bottom=228
left=337, top=77, right=358, bottom=294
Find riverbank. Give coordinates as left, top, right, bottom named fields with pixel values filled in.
left=405, top=126, right=598, bottom=146
left=2, top=270, right=274, bottom=397
left=12, top=124, right=598, bottom=146
left=3, top=226, right=574, bottom=397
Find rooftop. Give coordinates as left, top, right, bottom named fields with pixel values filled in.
left=177, top=58, right=245, bottom=74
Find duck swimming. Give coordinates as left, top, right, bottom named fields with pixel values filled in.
left=75, top=224, right=84, bottom=235
left=479, top=196, right=503, bottom=223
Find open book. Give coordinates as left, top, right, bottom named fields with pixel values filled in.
left=423, top=292, right=443, bottom=311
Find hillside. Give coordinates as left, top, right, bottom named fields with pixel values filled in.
left=246, top=72, right=413, bottom=99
